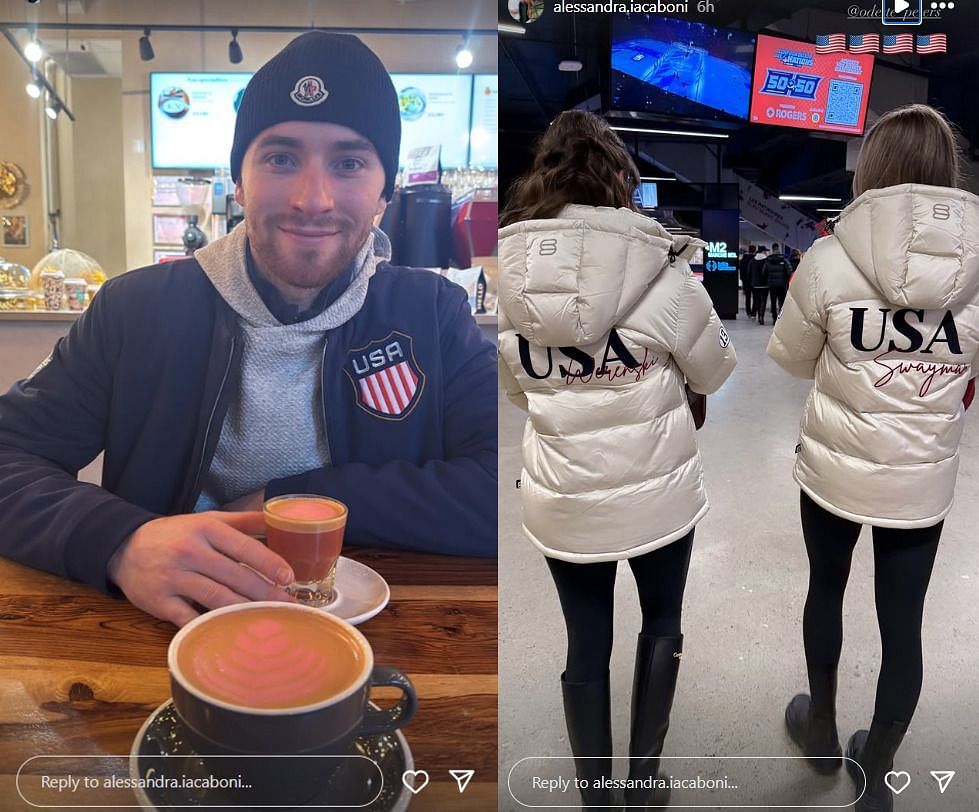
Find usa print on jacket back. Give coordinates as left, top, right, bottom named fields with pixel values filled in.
left=498, top=205, right=737, bottom=562
left=768, top=183, right=979, bottom=528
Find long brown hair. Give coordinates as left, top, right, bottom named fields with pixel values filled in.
left=852, top=104, right=962, bottom=197
left=499, top=110, right=640, bottom=227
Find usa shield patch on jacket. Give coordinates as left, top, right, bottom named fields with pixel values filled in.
left=344, top=331, right=425, bottom=420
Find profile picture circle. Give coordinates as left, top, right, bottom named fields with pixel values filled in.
left=398, top=87, right=427, bottom=122
left=508, top=0, right=544, bottom=24
left=158, top=87, right=190, bottom=119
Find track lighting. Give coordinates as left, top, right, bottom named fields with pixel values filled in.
left=455, top=39, right=473, bottom=69
left=139, top=28, right=154, bottom=61
left=45, top=98, right=61, bottom=120
left=228, top=29, right=243, bottom=64
left=25, top=76, right=41, bottom=98
left=778, top=195, right=843, bottom=202
left=24, top=39, right=43, bottom=62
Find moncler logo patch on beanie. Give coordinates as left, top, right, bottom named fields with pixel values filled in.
left=290, top=76, right=329, bottom=107
left=229, top=31, right=400, bottom=199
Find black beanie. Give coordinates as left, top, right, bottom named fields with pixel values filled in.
left=230, top=32, right=401, bottom=200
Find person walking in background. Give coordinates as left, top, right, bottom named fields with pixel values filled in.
left=740, top=244, right=756, bottom=318
left=749, top=244, right=770, bottom=324
left=764, top=243, right=792, bottom=323
left=790, top=247, right=802, bottom=272
left=498, top=110, right=736, bottom=810
left=768, top=104, right=979, bottom=812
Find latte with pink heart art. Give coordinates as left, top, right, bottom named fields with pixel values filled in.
left=175, top=606, right=366, bottom=709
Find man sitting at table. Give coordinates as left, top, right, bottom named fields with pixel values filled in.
left=0, top=32, right=497, bottom=626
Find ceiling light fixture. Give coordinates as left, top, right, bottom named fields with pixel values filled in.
left=639, top=176, right=676, bottom=182
left=779, top=195, right=843, bottom=202
left=498, top=22, right=526, bottom=35
left=139, top=28, right=154, bottom=61
left=455, top=38, right=473, bottom=69
left=45, top=97, right=61, bottom=120
left=610, top=125, right=729, bottom=139
left=228, top=29, right=243, bottom=64
left=25, top=75, right=41, bottom=98
left=558, top=59, right=583, bottom=72
left=24, top=38, right=43, bottom=62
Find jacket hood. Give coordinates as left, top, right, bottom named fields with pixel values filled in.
left=194, top=222, right=390, bottom=328
left=833, top=183, right=979, bottom=309
left=498, top=205, right=703, bottom=347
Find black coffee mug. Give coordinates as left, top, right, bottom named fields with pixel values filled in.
left=168, top=602, right=416, bottom=805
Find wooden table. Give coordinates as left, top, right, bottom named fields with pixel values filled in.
left=0, top=550, right=497, bottom=811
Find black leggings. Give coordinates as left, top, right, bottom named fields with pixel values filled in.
left=800, top=491, right=941, bottom=724
left=545, top=530, right=694, bottom=683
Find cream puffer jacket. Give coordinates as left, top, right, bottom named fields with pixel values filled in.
left=769, top=183, right=979, bottom=528
left=499, top=205, right=737, bottom=562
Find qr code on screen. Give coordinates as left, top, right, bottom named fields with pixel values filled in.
left=825, top=79, right=863, bottom=127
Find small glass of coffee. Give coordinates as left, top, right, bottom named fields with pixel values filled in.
left=263, top=494, right=347, bottom=606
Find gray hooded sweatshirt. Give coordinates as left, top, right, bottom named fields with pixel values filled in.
left=192, top=223, right=390, bottom=510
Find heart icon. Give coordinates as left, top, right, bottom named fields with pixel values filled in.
left=402, top=769, right=430, bottom=795
left=884, top=770, right=911, bottom=795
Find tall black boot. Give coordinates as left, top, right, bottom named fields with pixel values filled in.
left=623, top=635, right=682, bottom=809
left=845, top=718, right=908, bottom=812
left=561, top=672, right=614, bottom=809
left=784, top=668, right=842, bottom=774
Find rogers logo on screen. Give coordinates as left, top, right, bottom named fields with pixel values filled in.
left=765, top=107, right=808, bottom=121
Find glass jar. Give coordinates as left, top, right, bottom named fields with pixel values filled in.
left=0, top=257, right=31, bottom=289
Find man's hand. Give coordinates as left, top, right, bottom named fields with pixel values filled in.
left=107, top=511, right=295, bottom=627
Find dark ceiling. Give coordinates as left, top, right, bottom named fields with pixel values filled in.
left=499, top=0, right=979, bottom=222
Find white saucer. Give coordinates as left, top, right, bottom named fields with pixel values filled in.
left=322, top=556, right=391, bottom=626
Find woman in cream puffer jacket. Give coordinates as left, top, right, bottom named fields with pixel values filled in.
left=499, top=110, right=735, bottom=811
left=768, top=104, right=979, bottom=812
left=499, top=206, right=737, bottom=559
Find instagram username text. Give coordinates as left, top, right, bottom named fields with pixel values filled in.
left=553, top=1, right=717, bottom=12
left=532, top=775, right=738, bottom=792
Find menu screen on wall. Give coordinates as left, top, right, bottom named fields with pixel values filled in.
left=749, top=34, right=874, bottom=135
left=150, top=73, right=252, bottom=170
left=151, top=72, right=485, bottom=171
left=469, top=74, right=498, bottom=169
left=392, top=74, right=473, bottom=169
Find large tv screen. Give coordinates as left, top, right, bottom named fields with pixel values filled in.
left=150, top=73, right=251, bottom=170
left=393, top=74, right=473, bottom=169
left=611, top=15, right=756, bottom=122
left=749, top=34, right=874, bottom=135
left=151, top=72, right=482, bottom=171
left=469, top=74, right=498, bottom=169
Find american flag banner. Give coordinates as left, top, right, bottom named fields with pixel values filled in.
left=848, top=34, right=880, bottom=53
left=916, top=33, right=947, bottom=54
left=815, top=34, right=846, bottom=53
left=882, top=34, right=914, bottom=54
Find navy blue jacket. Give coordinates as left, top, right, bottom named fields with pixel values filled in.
left=0, top=258, right=497, bottom=592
